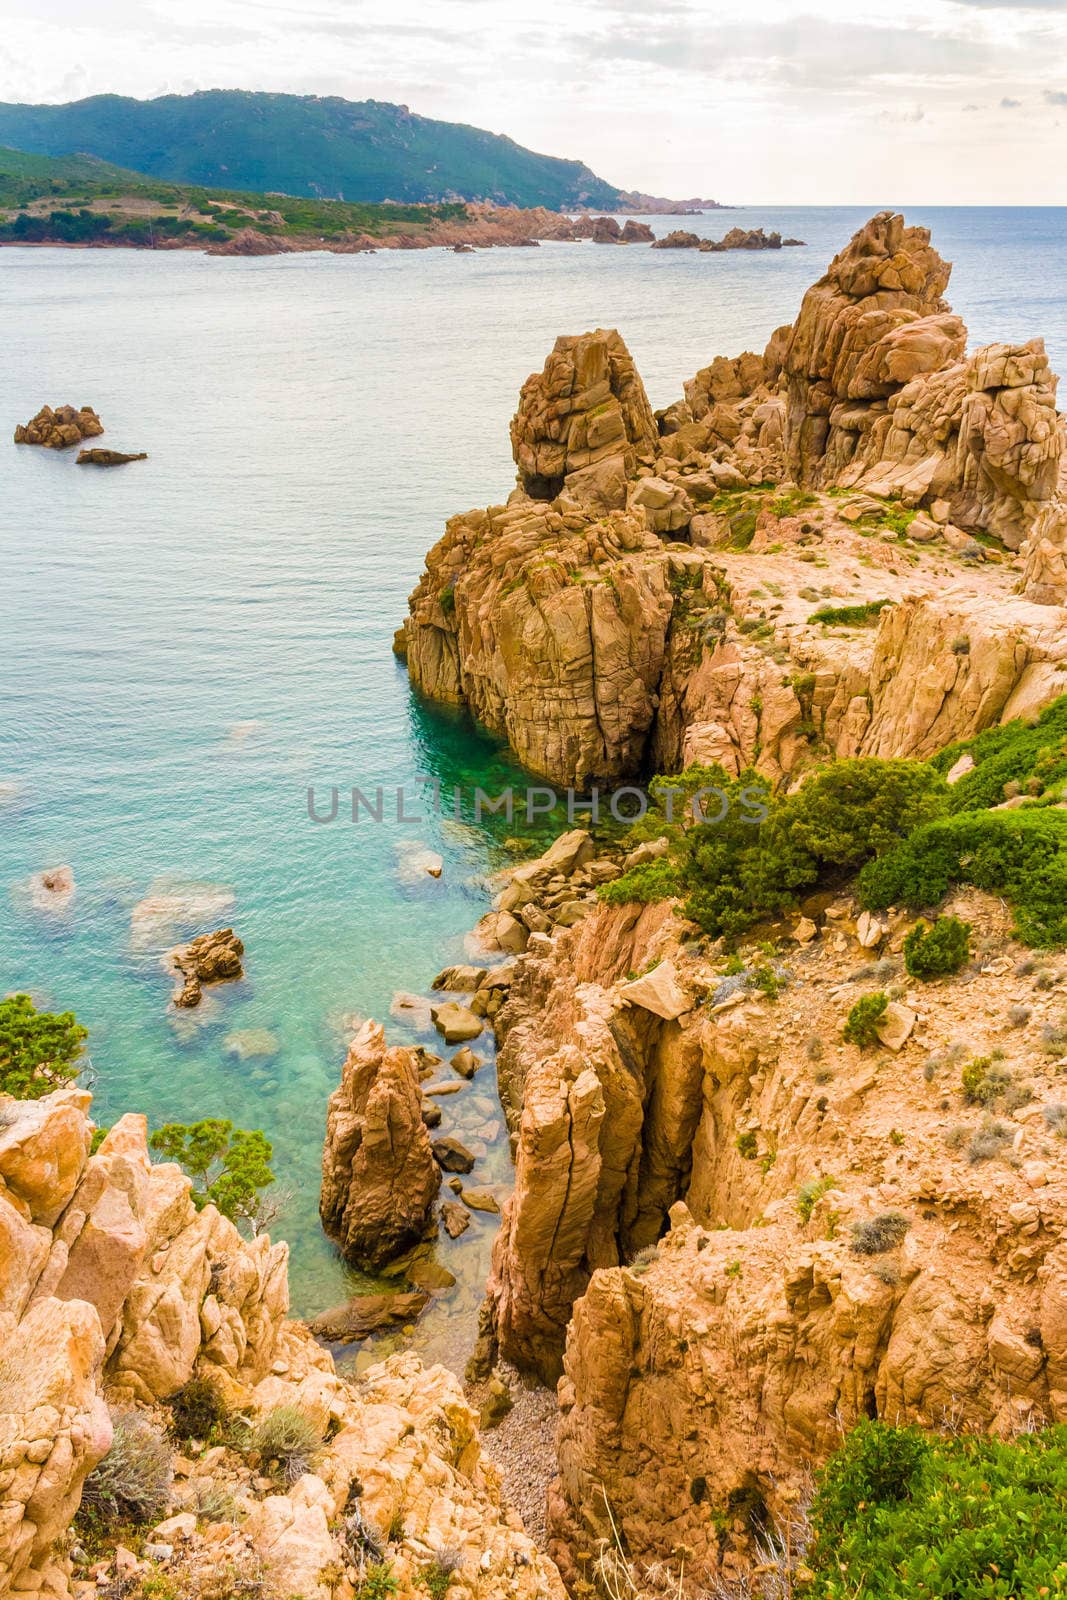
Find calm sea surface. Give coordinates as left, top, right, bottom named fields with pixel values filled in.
left=2, top=206, right=1065, bottom=1367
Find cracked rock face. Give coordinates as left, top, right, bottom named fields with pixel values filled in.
left=509, top=328, right=659, bottom=504
left=319, top=1018, right=441, bottom=1270
left=469, top=889, right=1067, bottom=1590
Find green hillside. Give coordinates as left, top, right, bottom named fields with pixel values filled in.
left=0, top=91, right=624, bottom=210
left=0, top=145, right=153, bottom=204
left=0, top=146, right=467, bottom=247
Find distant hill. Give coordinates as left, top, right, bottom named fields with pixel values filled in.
left=0, top=144, right=150, bottom=201
left=0, top=91, right=627, bottom=210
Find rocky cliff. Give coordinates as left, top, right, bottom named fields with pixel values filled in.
left=473, top=885, right=1067, bottom=1590
left=401, top=212, right=1067, bottom=788
left=0, top=1087, right=563, bottom=1600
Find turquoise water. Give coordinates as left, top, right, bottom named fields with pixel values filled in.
left=1, top=207, right=1065, bottom=1367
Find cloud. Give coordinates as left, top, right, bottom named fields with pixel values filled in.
left=1000, top=94, right=1022, bottom=104
left=950, top=0, right=1067, bottom=8
left=1046, top=88, right=1067, bottom=101
left=571, top=14, right=1005, bottom=94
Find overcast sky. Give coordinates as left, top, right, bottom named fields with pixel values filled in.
left=1, top=0, right=1065, bottom=202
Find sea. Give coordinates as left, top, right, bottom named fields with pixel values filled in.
left=2, top=204, right=1065, bottom=1371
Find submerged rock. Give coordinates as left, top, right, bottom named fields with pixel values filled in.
left=431, top=1000, right=483, bottom=1044
left=432, top=1135, right=476, bottom=1174
left=308, top=1290, right=429, bottom=1342
left=76, top=447, right=148, bottom=465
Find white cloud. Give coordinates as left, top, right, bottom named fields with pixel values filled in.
left=0, top=0, right=1063, bottom=201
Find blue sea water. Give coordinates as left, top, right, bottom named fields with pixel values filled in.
left=1, top=206, right=1065, bottom=1368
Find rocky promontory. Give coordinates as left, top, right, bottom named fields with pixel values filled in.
left=400, top=212, right=1066, bottom=789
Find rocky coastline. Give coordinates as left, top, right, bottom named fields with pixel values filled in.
left=6, top=208, right=1067, bottom=1600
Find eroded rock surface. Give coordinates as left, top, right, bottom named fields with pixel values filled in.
left=320, top=1019, right=441, bottom=1270
left=0, top=1086, right=564, bottom=1600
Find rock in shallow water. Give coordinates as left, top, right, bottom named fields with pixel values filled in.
left=14, top=403, right=103, bottom=449
left=308, top=1290, right=429, bottom=1342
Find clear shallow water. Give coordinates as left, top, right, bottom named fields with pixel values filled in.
left=1, top=207, right=1064, bottom=1367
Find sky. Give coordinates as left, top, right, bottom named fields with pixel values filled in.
left=0, top=0, right=1065, bottom=203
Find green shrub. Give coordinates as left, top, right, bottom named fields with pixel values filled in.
left=851, top=1212, right=910, bottom=1255
left=843, top=992, right=889, bottom=1048
left=438, top=584, right=456, bottom=617
left=935, top=694, right=1067, bottom=814
left=735, top=1130, right=758, bottom=1160
left=597, top=856, right=682, bottom=907
left=904, top=916, right=971, bottom=979
left=0, top=994, right=87, bottom=1099
left=250, top=1406, right=323, bottom=1483
left=167, top=1375, right=230, bottom=1442
left=960, top=1056, right=1011, bottom=1106
left=80, top=1411, right=172, bottom=1526
left=421, top=1549, right=463, bottom=1599
left=682, top=758, right=945, bottom=941
left=149, top=1119, right=275, bottom=1230
left=805, top=1421, right=1067, bottom=1598
left=797, top=1174, right=835, bottom=1223
left=355, top=1565, right=399, bottom=1600
left=858, top=807, right=1067, bottom=947
left=809, top=598, right=892, bottom=626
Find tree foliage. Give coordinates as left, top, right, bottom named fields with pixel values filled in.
left=149, top=1117, right=275, bottom=1231
left=0, top=993, right=87, bottom=1099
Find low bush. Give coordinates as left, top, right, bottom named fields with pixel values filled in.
left=80, top=1411, right=172, bottom=1526
left=797, top=1174, right=835, bottom=1223
left=960, top=1056, right=1011, bottom=1106
left=167, top=1376, right=230, bottom=1442
left=804, top=1420, right=1067, bottom=1598
left=249, top=1406, right=323, bottom=1483
left=850, top=1212, right=910, bottom=1255
left=903, top=915, right=971, bottom=979
left=809, top=598, right=892, bottom=626
left=858, top=807, right=1067, bottom=947
left=967, top=1118, right=1014, bottom=1165
left=843, top=992, right=888, bottom=1048
left=935, top=693, right=1067, bottom=814
left=422, top=1549, right=463, bottom=1600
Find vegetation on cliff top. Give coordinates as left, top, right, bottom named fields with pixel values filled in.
left=0, top=91, right=625, bottom=208
left=599, top=693, right=1067, bottom=948
left=149, top=1118, right=277, bottom=1232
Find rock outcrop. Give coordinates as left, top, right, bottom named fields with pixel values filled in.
left=76, top=448, right=148, bottom=465
left=509, top=328, right=660, bottom=503
left=0, top=1085, right=564, bottom=1600
left=167, top=926, right=244, bottom=1007
left=14, top=405, right=104, bottom=449
left=777, top=213, right=1063, bottom=546
left=652, top=226, right=804, bottom=252
left=402, top=213, right=1067, bottom=789
left=1021, top=500, right=1067, bottom=604
left=319, top=1020, right=441, bottom=1270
